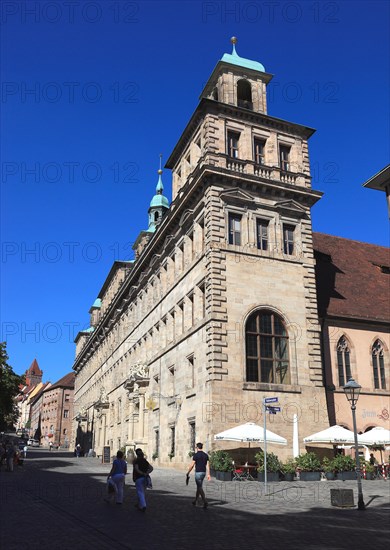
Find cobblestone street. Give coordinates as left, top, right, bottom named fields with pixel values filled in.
left=1, top=449, right=389, bottom=550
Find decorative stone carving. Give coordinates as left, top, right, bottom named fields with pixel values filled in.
left=124, top=363, right=150, bottom=398
left=93, top=386, right=109, bottom=412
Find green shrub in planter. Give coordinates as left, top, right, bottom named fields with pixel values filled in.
left=331, top=454, right=355, bottom=473
left=281, top=459, right=296, bottom=474
left=322, top=457, right=336, bottom=480
left=209, top=450, right=234, bottom=472
left=281, top=459, right=296, bottom=480
left=295, top=452, right=321, bottom=472
left=255, top=451, right=281, bottom=473
left=364, top=463, right=374, bottom=480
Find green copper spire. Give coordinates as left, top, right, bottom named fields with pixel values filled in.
left=221, top=36, right=265, bottom=73
left=156, top=153, right=164, bottom=194
left=148, top=154, right=169, bottom=232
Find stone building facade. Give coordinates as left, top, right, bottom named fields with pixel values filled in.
left=40, top=372, right=75, bottom=448
left=72, top=41, right=389, bottom=464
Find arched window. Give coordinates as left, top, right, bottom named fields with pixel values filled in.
left=372, top=340, right=386, bottom=389
left=336, top=336, right=352, bottom=387
left=154, top=211, right=159, bottom=222
left=237, top=79, right=253, bottom=109
left=245, top=310, right=290, bottom=383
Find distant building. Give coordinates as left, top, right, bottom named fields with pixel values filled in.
left=40, top=373, right=75, bottom=448
left=15, top=359, right=44, bottom=434
left=29, top=382, right=51, bottom=441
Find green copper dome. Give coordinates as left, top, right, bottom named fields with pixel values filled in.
left=149, top=172, right=169, bottom=208
left=221, top=37, right=265, bottom=73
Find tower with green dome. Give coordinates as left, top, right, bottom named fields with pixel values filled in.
left=133, top=156, right=170, bottom=259
left=148, top=155, right=170, bottom=232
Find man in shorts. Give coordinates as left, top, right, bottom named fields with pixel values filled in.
left=187, top=442, right=210, bottom=508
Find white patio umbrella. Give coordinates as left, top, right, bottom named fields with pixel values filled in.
left=358, top=427, right=390, bottom=463
left=303, top=425, right=356, bottom=445
left=358, top=427, right=390, bottom=446
left=214, top=422, right=287, bottom=445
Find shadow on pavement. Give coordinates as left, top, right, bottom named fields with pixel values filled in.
left=1, top=455, right=389, bottom=550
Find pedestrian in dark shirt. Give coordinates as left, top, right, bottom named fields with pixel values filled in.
left=186, top=442, right=210, bottom=508
left=132, top=448, right=153, bottom=512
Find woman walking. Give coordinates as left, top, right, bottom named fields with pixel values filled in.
left=132, top=448, right=153, bottom=512
left=105, top=450, right=127, bottom=505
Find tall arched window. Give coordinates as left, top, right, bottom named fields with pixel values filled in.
left=336, top=336, right=352, bottom=386
left=237, top=79, right=252, bottom=109
left=372, top=340, right=386, bottom=389
left=245, top=310, right=290, bottom=383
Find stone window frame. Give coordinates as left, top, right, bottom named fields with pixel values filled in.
left=371, top=338, right=388, bottom=390
left=335, top=335, right=354, bottom=388
left=186, top=353, right=195, bottom=389
left=188, top=418, right=196, bottom=451
left=226, top=129, right=241, bottom=159
left=169, top=423, right=176, bottom=457
left=278, top=215, right=302, bottom=259
left=225, top=205, right=247, bottom=248
left=244, top=307, right=291, bottom=385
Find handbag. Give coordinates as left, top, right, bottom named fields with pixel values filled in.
left=145, top=474, right=153, bottom=489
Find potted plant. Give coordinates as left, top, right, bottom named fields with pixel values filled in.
left=152, top=451, right=158, bottom=460
left=255, top=451, right=281, bottom=482
left=281, top=459, right=296, bottom=481
left=295, top=452, right=321, bottom=481
left=322, top=457, right=335, bottom=480
left=332, top=454, right=356, bottom=480
left=209, top=450, right=233, bottom=481
left=364, top=462, right=375, bottom=480
left=168, top=451, right=175, bottom=461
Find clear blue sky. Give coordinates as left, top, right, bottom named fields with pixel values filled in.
left=1, top=0, right=389, bottom=382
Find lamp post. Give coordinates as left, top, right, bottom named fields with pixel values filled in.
left=343, top=378, right=365, bottom=510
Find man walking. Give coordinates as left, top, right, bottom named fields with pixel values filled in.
left=187, top=442, right=210, bottom=508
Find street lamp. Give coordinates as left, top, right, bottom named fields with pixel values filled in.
left=343, top=378, right=365, bottom=510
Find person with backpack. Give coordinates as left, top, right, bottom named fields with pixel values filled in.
left=132, top=448, right=153, bottom=512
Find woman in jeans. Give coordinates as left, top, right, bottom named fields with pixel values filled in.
left=105, top=450, right=127, bottom=505
left=132, top=448, right=153, bottom=512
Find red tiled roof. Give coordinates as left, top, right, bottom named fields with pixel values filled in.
left=313, top=233, right=390, bottom=323
left=48, top=372, right=75, bottom=390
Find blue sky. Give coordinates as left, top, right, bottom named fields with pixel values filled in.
left=1, top=0, right=389, bottom=382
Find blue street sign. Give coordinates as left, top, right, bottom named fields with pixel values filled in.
left=264, top=397, right=278, bottom=403
left=266, top=406, right=281, bottom=412
left=268, top=411, right=276, bottom=415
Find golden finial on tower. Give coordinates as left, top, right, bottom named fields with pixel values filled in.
left=230, top=36, right=238, bottom=55
left=158, top=153, right=163, bottom=175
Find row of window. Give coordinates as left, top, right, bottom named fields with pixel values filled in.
left=154, top=420, right=196, bottom=459
left=96, top=222, right=205, bottom=328
left=227, top=130, right=291, bottom=171
left=102, top=284, right=206, bottom=371
left=244, top=312, right=388, bottom=389
left=229, top=213, right=296, bottom=255
left=337, top=337, right=387, bottom=390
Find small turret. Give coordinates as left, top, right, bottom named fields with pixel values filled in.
left=148, top=155, right=170, bottom=232
left=133, top=155, right=170, bottom=259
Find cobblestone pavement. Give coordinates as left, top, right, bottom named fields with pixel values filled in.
left=1, top=449, right=389, bottom=550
